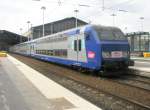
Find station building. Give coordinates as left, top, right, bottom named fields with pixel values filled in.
left=29, top=17, right=88, bottom=39
left=126, top=32, right=150, bottom=55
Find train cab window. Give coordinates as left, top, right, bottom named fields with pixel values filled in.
left=94, top=25, right=126, bottom=40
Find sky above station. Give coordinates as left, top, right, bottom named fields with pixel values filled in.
left=0, top=0, right=149, bottom=34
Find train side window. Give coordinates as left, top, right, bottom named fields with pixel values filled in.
left=79, top=39, right=82, bottom=51
left=74, top=40, right=82, bottom=51
left=74, top=40, right=77, bottom=51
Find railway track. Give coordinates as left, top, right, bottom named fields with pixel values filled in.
left=109, top=74, right=150, bottom=91
left=10, top=54, right=150, bottom=110
left=127, top=74, right=150, bottom=84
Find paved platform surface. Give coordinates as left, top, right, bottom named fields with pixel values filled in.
left=131, top=57, right=150, bottom=62
left=129, top=60, right=150, bottom=77
left=0, top=58, right=52, bottom=110
left=0, top=55, right=101, bottom=110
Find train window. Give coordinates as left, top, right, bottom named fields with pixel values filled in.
left=79, top=39, right=82, bottom=51
left=82, top=40, right=85, bottom=50
left=74, top=40, right=77, bottom=51
left=74, top=40, right=82, bottom=51
left=45, top=50, right=47, bottom=54
left=51, top=50, right=54, bottom=56
left=33, top=45, right=34, bottom=50
left=94, top=26, right=126, bottom=40
left=35, top=49, right=67, bottom=57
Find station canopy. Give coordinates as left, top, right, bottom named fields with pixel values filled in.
left=0, top=30, right=27, bottom=45
left=0, top=30, right=27, bottom=51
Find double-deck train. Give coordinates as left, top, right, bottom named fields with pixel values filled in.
left=10, top=24, right=134, bottom=73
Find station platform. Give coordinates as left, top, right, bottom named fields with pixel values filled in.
left=130, top=57, right=150, bottom=77
left=0, top=55, right=102, bottom=110
left=131, top=57, right=150, bottom=62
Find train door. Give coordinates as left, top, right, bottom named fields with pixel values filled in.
left=76, top=34, right=87, bottom=62
left=74, top=36, right=80, bottom=62
left=68, top=36, right=78, bottom=61
left=68, top=34, right=87, bottom=63
left=30, top=43, right=36, bottom=55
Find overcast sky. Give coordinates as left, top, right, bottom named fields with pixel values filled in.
left=0, top=0, right=149, bottom=34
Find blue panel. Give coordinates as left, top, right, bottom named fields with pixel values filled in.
left=101, top=40, right=130, bottom=51
left=31, top=54, right=100, bottom=70
left=84, top=25, right=102, bottom=70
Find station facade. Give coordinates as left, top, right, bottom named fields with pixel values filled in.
left=30, top=17, right=88, bottom=39
left=126, top=32, right=150, bottom=55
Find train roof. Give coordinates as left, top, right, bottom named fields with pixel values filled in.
left=92, top=25, right=122, bottom=31
left=16, top=24, right=122, bottom=45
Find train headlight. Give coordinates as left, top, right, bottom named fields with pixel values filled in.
left=88, top=51, right=95, bottom=59
left=102, top=52, right=111, bottom=58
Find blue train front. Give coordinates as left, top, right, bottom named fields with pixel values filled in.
left=77, top=25, right=134, bottom=71
left=10, top=24, right=134, bottom=73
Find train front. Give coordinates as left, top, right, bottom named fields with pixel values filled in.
left=94, top=25, right=134, bottom=70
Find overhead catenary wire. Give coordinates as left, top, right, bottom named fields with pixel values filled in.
left=32, top=0, right=136, bottom=27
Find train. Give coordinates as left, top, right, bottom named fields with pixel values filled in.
left=10, top=24, right=134, bottom=74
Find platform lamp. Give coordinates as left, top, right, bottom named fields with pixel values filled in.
left=74, top=9, right=79, bottom=28
left=19, top=28, right=23, bottom=43
left=102, top=0, right=105, bottom=11
left=58, top=0, right=61, bottom=5
left=30, top=23, right=33, bottom=40
left=111, top=13, right=116, bottom=26
left=41, top=6, right=46, bottom=37
left=74, top=9, right=79, bottom=62
left=140, top=17, right=144, bottom=32
left=27, top=21, right=30, bottom=41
